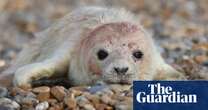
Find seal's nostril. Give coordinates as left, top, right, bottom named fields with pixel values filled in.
left=114, top=68, right=119, bottom=73
left=122, top=67, right=129, bottom=73
left=114, top=67, right=129, bottom=75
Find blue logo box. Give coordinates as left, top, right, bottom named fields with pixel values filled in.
left=133, top=81, right=208, bottom=110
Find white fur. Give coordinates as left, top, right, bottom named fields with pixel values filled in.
left=1, top=7, right=185, bottom=87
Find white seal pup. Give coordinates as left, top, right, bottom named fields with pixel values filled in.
left=0, top=7, right=185, bottom=88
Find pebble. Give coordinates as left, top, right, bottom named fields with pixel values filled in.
left=203, top=61, right=208, bottom=67
left=122, top=89, right=133, bottom=97
left=35, top=101, right=49, bottom=110
left=192, top=43, right=208, bottom=51
left=68, top=89, right=82, bottom=97
left=0, top=98, right=20, bottom=110
left=50, top=86, right=66, bottom=101
left=50, top=102, right=64, bottom=110
left=194, top=55, right=208, bottom=64
left=0, top=87, right=8, bottom=97
left=22, top=97, right=39, bottom=107
left=110, top=84, right=131, bottom=94
left=0, top=59, right=5, bottom=67
left=14, top=93, right=39, bottom=108
left=100, top=94, right=112, bottom=105
left=37, top=92, right=50, bottom=102
left=47, top=99, right=58, bottom=106
left=88, top=85, right=108, bottom=94
left=64, top=96, right=77, bottom=109
left=95, top=103, right=113, bottom=110
left=115, top=102, right=132, bottom=110
left=48, top=107, right=56, bottom=110
left=83, top=104, right=96, bottom=110
left=115, top=104, right=131, bottom=110
left=10, top=87, right=30, bottom=96
left=102, top=89, right=114, bottom=96
left=0, top=106, right=15, bottom=110
left=32, top=86, right=50, bottom=93
left=33, top=86, right=50, bottom=102
left=83, top=92, right=100, bottom=104
left=76, top=96, right=90, bottom=107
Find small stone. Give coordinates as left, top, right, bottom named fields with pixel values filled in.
left=0, top=98, right=20, bottom=110
left=100, top=94, right=110, bottom=104
left=124, top=90, right=133, bottom=97
left=112, top=95, right=129, bottom=102
left=192, top=43, right=208, bottom=51
left=33, top=86, right=50, bottom=102
left=10, top=87, right=28, bottom=96
left=0, top=87, right=8, bottom=97
left=51, top=86, right=66, bottom=101
left=21, top=97, right=39, bottom=107
left=100, top=88, right=114, bottom=96
left=49, top=102, right=64, bottom=110
left=88, top=85, right=108, bottom=94
left=68, top=89, right=83, bottom=97
left=115, top=103, right=132, bottom=110
left=83, top=104, right=95, bottom=110
left=100, top=94, right=115, bottom=105
left=35, top=101, right=49, bottom=110
left=21, top=104, right=35, bottom=110
left=95, top=104, right=113, bottom=110
left=64, top=97, right=77, bottom=109
left=47, top=99, right=58, bottom=106
left=83, top=92, right=100, bottom=104
left=115, top=99, right=133, bottom=110
left=0, top=0, right=7, bottom=11
left=70, top=86, right=87, bottom=91
left=48, top=107, right=56, bottom=110
left=32, top=86, right=50, bottom=93
left=194, top=55, right=208, bottom=64
left=0, top=106, right=14, bottom=110
left=76, top=96, right=90, bottom=107
left=14, top=94, right=39, bottom=108
left=56, top=102, right=64, bottom=110
left=203, top=61, right=208, bottom=67
left=110, top=84, right=131, bottom=94
left=0, top=60, right=5, bottom=67
left=115, top=104, right=130, bottom=110
left=37, top=92, right=50, bottom=102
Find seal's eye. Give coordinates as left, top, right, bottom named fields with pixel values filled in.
left=133, top=50, right=143, bottom=59
left=97, top=49, right=108, bottom=60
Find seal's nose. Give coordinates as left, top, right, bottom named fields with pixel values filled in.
left=114, top=67, right=129, bottom=75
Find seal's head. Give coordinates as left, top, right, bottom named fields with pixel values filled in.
left=70, top=22, right=157, bottom=85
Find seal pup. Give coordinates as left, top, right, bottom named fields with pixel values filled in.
left=0, top=7, right=185, bottom=88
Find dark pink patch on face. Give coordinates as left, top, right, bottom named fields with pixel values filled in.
left=117, top=22, right=139, bottom=33
left=88, top=22, right=139, bottom=39
left=83, top=22, right=140, bottom=47
left=88, top=58, right=101, bottom=75
left=128, top=42, right=137, bottom=49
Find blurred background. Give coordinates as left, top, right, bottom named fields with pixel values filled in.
left=0, top=0, right=207, bottom=79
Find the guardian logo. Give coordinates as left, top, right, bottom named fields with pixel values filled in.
left=133, top=81, right=208, bottom=110
left=136, top=83, right=197, bottom=103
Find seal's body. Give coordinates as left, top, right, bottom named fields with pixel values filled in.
left=0, top=7, right=185, bottom=88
